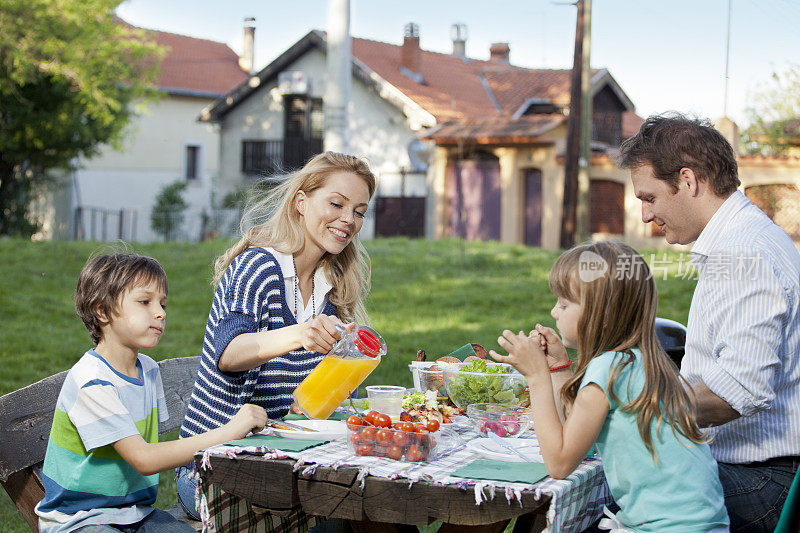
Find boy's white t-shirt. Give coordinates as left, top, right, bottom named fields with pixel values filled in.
left=35, top=350, right=168, bottom=533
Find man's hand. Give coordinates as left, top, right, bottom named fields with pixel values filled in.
left=692, top=382, right=741, bottom=427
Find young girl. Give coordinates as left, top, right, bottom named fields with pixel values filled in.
left=490, top=241, right=729, bottom=532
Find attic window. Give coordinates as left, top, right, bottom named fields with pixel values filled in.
left=513, top=98, right=561, bottom=119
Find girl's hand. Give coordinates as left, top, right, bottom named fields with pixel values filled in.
left=490, top=329, right=550, bottom=382
left=532, top=324, right=570, bottom=367
left=299, top=314, right=347, bottom=354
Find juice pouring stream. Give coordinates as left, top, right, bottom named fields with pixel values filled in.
left=293, top=324, right=387, bottom=420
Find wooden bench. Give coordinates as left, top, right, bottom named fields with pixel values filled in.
left=0, top=356, right=202, bottom=531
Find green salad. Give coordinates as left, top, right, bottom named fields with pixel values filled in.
left=443, top=359, right=527, bottom=408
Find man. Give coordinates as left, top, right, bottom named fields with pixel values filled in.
left=618, top=113, right=800, bottom=532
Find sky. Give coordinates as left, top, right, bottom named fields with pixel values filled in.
left=116, top=0, right=799, bottom=127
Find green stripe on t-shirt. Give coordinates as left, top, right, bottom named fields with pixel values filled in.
left=49, top=406, right=160, bottom=459
left=42, top=440, right=158, bottom=497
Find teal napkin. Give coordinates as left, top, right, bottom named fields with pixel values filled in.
left=223, top=434, right=326, bottom=451
left=450, top=459, right=549, bottom=484
left=446, top=343, right=478, bottom=361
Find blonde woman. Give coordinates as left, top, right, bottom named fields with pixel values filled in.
left=176, top=152, right=376, bottom=520
left=491, top=242, right=729, bottom=532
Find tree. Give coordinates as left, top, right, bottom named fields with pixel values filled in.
left=151, top=181, right=188, bottom=241
left=742, top=65, right=800, bottom=156
left=0, top=0, right=163, bottom=236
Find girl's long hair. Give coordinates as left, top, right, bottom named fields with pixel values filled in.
left=551, top=241, right=705, bottom=460
left=213, top=152, right=377, bottom=324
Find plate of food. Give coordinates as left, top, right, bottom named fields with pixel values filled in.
left=466, top=437, right=543, bottom=463
left=266, top=419, right=347, bottom=440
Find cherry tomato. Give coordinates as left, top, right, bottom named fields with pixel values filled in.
left=392, top=430, right=410, bottom=447
left=406, top=444, right=425, bottom=462
left=413, top=422, right=427, bottom=433
left=355, top=443, right=374, bottom=456
left=387, top=444, right=403, bottom=460
left=350, top=432, right=361, bottom=445
left=425, top=419, right=440, bottom=432
left=375, top=428, right=394, bottom=446
left=360, top=426, right=377, bottom=442
left=347, top=415, right=364, bottom=426
left=364, top=411, right=378, bottom=425
left=396, top=422, right=414, bottom=433
left=373, top=413, right=391, bottom=428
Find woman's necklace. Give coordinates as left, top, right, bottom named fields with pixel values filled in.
left=293, top=256, right=315, bottom=321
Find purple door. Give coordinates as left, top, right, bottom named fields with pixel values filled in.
left=447, top=158, right=501, bottom=241
left=524, top=169, right=542, bottom=247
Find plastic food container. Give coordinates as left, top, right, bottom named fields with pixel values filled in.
left=408, top=362, right=446, bottom=395
left=466, top=403, right=533, bottom=438
left=345, top=421, right=458, bottom=462
left=442, top=362, right=528, bottom=410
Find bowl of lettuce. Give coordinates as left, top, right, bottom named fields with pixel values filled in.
left=441, top=360, right=528, bottom=410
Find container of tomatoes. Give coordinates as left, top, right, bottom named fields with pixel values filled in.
left=346, top=410, right=442, bottom=462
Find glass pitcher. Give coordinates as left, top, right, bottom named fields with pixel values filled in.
left=293, top=324, right=387, bottom=420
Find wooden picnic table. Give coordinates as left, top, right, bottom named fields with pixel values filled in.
left=196, top=453, right=550, bottom=532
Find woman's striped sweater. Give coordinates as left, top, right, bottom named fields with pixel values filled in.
left=180, top=247, right=337, bottom=438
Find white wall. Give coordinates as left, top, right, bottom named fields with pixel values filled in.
left=69, top=94, right=222, bottom=242
left=217, top=47, right=426, bottom=241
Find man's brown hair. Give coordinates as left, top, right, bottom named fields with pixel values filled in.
left=75, top=253, right=168, bottom=344
left=618, top=113, right=740, bottom=197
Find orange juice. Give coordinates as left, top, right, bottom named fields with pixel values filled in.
left=293, top=354, right=381, bottom=419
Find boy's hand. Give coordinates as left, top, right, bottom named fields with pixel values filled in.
left=490, top=329, right=550, bottom=382
left=228, top=404, right=268, bottom=437
left=299, top=314, right=347, bottom=354
left=532, top=324, right=570, bottom=367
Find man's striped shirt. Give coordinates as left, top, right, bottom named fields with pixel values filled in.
left=684, top=190, right=800, bottom=463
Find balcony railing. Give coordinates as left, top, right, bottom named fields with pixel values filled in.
left=242, top=138, right=324, bottom=175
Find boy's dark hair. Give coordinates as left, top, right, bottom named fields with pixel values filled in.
left=75, top=253, right=168, bottom=344
left=618, top=112, right=740, bottom=197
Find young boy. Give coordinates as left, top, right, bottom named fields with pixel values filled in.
left=35, top=253, right=267, bottom=532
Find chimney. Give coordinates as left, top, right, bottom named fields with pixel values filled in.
left=239, top=17, right=256, bottom=73
left=401, top=22, right=421, bottom=73
left=451, top=23, right=467, bottom=58
left=715, top=117, right=741, bottom=154
left=489, top=42, right=510, bottom=64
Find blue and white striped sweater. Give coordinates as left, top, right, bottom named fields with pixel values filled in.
left=180, top=248, right=337, bottom=438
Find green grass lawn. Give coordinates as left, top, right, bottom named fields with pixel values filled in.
left=0, top=237, right=696, bottom=531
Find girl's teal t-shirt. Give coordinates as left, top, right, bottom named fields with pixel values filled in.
left=580, top=348, right=729, bottom=532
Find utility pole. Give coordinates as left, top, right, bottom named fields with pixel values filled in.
left=560, top=0, right=592, bottom=249
left=723, top=0, right=732, bottom=118
left=324, top=0, right=351, bottom=153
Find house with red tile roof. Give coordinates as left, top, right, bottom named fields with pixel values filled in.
left=48, top=21, right=249, bottom=242
left=202, top=24, right=647, bottom=247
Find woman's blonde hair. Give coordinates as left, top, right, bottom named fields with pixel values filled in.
left=213, top=152, right=377, bottom=324
left=550, top=241, right=705, bottom=460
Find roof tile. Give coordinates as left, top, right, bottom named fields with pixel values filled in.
left=127, top=21, right=248, bottom=96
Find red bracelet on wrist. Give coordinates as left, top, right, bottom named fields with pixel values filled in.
left=549, top=361, right=572, bottom=372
